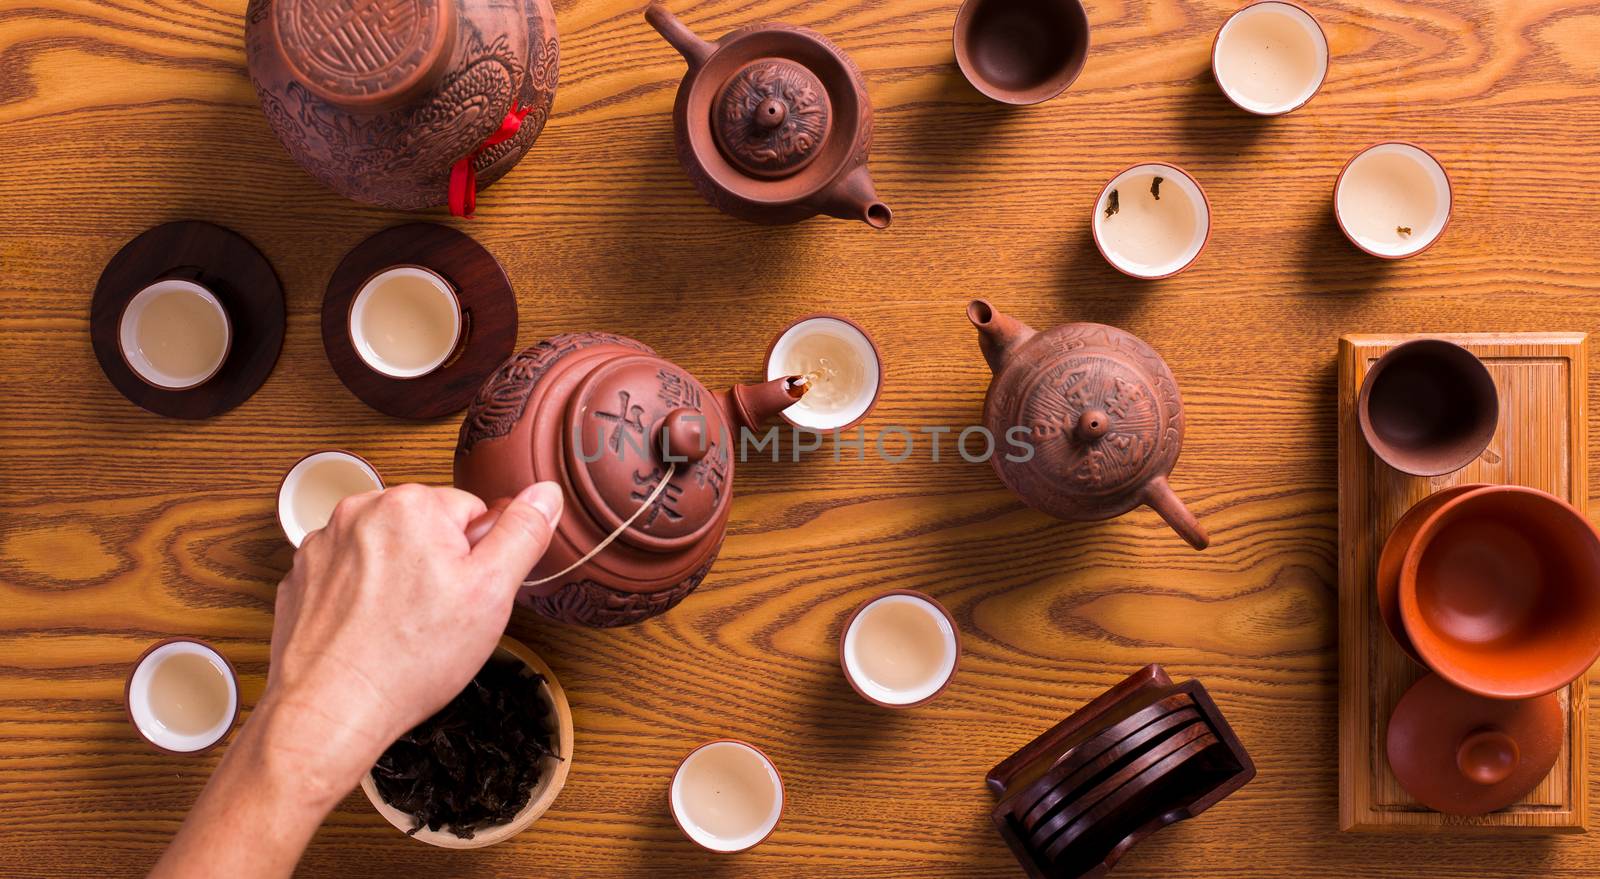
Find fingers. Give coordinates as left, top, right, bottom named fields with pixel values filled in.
left=469, top=481, right=563, bottom=594
left=432, top=485, right=490, bottom=530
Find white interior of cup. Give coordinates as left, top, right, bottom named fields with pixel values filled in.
left=1092, top=164, right=1211, bottom=279
left=1212, top=2, right=1329, bottom=115
left=277, top=451, right=384, bottom=547
left=842, top=593, right=959, bottom=705
left=1336, top=143, right=1452, bottom=258
left=670, top=741, right=784, bottom=853
left=765, top=316, right=881, bottom=430
left=126, top=640, right=237, bottom=752
left=349, top=266, right=462, bottom=379
left=117, top=279, right=232, bottom=390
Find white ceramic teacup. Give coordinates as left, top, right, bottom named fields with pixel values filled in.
left=840, top=590, right=961, bottom=708
left=124, top=638, right=239, bottom=754
left=117, top=278, right=233, bottom=390
left=765, top=314, right=883, bottom=432
left=1092, top=164, right=1211, bottom=280
left=349, top=265, right=463, bottom=379
left=1211, top=1, right=1330, bottom=116
left=1335, top=142, right=1453, bottom=260
left=669, top=740, right=784, bottom=853
left=276, top=450, right=385, bottom=547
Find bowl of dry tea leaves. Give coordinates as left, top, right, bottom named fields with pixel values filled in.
left=360, top=635, right=573, bottom=848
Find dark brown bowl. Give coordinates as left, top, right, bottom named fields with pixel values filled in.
left=1400, top=485, right=1600, bottom=699
left=1357, top=339, right=1498, bottom=477
left=954, top=0, right=1090, bottom=105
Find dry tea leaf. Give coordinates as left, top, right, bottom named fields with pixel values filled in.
left=1397, top=226, right=1413, bottom=238
left=1151, top=177, right=1164, bottom=200
left=371, top=659, right=558, bottom=839
left=1105, top=189, right=1120, bottom=218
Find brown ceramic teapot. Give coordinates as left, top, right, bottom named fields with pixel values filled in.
left=454, top=332, right=804, bottom=627
left=967, top=300, right=1208, bottom=550
left=245, top=0, right=558, bottom=213
left=644, top=3, right=891, bottom=229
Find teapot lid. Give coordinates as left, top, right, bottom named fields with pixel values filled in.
left=712, top=58, right=833, bottom=178
left=273, top=0, right=458, bottom=111
left=563, top=354, right=732, bottom=553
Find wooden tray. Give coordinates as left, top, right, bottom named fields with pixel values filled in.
left=1338, top=332, right=1590, bottom=833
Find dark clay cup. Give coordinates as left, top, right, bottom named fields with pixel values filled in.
left=1399, top=485, right=1600, bottom=700
left=1357, top=339, right=1498, bottom=477
left=954, top=0, right=1090, bottom=105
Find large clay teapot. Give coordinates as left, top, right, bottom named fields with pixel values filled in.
left=245, top=0, right=558, bottom=213
left=967, top=300, right=1208, bottom=550
left=455, top=333, right=804, bottom=627
left=644, top=3, right=891, bottom=229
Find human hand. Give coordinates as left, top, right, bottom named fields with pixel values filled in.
left=259, top=480, right=563, bottom=805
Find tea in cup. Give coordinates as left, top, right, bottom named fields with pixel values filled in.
left=125, top=639, right=239, bottom=753
left=1092, top=164, right=1211, bottom=280
left=669, top=740, right=784, bottom=853
left=840, top=590, right=960, bottom=708
left=1335, top=142, right=1452, bottom=259
left=349, top=265, right=462, bottom=379
left=277, top=450, right=384, bottom=547
left=117, top=278, right=232, bottom=390
left=1211, top=1, right=1329, bottom=116
left=766, top=314, right=882, bottom=431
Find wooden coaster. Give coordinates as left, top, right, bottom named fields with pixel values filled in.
left=322, top=223, right=517, bottom=420
left=90, top=221, right=285, bottom=419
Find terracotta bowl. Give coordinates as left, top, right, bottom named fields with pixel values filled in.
left=360, top=635, right=574, bottom=848
left=1357, top=339, right=1498, bottom=477
left=954, top=0, right=1090, bottom=105
left=1375, top=484, right=1488, bottom=662
left=1399, top=486, right=1600, bottom=699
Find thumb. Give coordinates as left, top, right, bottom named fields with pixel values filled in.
left=470, top=481, right=564, bottom=588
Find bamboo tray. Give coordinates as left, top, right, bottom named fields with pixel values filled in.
left=1337, top=332, right=1590, bottom=833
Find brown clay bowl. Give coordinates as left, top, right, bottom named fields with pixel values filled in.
left=953, top=0, right=1090, bottom=105
left=1017, top=705, right=1200, bottom=832
left=1386, top=672, right=1562, bottom=816
left=1357, top=339, right=1498, bottom=477
left=1399, top=485, right=1600, bottom=699
left=1006, top=691, right=1195, bottom=823
left=360, top=635, right=573, bottom=848
left=1376, top=484, right=1490, bottom=662
left=1040, top=729, right=1225, bottom=864
left=1029, top=722, right=1215, bottom=853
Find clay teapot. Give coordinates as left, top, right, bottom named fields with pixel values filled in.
left=454, top=332, right=804, bottom=627
left=245, top=0, right=558, bottom=213
left=644, top=3, right=892, bottom=229
left=967, top=300, right=1208, bottom=550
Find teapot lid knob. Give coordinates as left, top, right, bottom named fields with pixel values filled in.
left=712, top=59, right=833, bottom=179
left=1457, top=728, right=1519, bottom=786
left=1075, top=409, right=1111, bottom=441
left=658, top=407, right=711, bottom=463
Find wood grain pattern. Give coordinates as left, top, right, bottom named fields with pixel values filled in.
left=1337, top=333, right=1590, bottom=833
left=5, top=0, right=1600, bottom=876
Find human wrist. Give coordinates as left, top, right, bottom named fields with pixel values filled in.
left=242, top=690, right=392, bottom=813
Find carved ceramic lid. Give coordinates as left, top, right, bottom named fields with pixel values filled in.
left=562, top=355, right=732, bottom=553
left=988, top=324, right=1183, bottom=514
left=273, top=0, right=458, bottom=110
left=712, top=58, right=833, bottom=178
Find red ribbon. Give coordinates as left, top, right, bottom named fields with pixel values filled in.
left=448, top=102, right=531, bottom=219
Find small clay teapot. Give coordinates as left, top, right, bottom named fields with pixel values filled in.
left=967, top=300, right=1208, bottom=550
left=644, top=3, right=892, bottom=228
left=245, top=0, right=559, bottom=212
left=454, top=332, right=803, bottom=627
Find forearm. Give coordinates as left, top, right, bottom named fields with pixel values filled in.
left=149, top=697, right=357, bottom=879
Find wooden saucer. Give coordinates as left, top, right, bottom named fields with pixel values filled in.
left=322, top=223, right=517, bottom=420
left=90, top=221, right=284, bottom=419
left=1019, top=707, right=1202, bottom=834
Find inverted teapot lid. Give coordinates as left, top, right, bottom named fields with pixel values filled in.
left=273, top=0, right=458, bottom=110
left=712, top=58, right=833, bottom=178
left=563, top=354, right=732, bottom=553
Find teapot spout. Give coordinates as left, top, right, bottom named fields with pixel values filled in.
left=814, top=165, right=892, bottom=229
left=722, top=376, right=806, bottom=432
left=1143, top=476, right=1210, bottom=550
left=645, top=3, right=715, bottom=68
left=968, top=299, right=1036, bottom=375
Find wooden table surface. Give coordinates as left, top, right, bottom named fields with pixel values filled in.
left=3, top=0, right=1600, bottom=876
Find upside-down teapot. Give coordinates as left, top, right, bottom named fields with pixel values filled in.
left=968, top=300, right=1209, bottom=550
left=455, top=332, right=804, bottom=627
left=644, top=3, right=892, bottom=228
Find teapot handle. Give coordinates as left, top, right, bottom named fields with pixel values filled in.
left=1143, top=476, right=1209, bottom=551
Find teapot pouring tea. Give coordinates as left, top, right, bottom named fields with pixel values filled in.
left=968, top=300, right=1209, bottom=550
left=455, top=332, right=805, bottom=627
